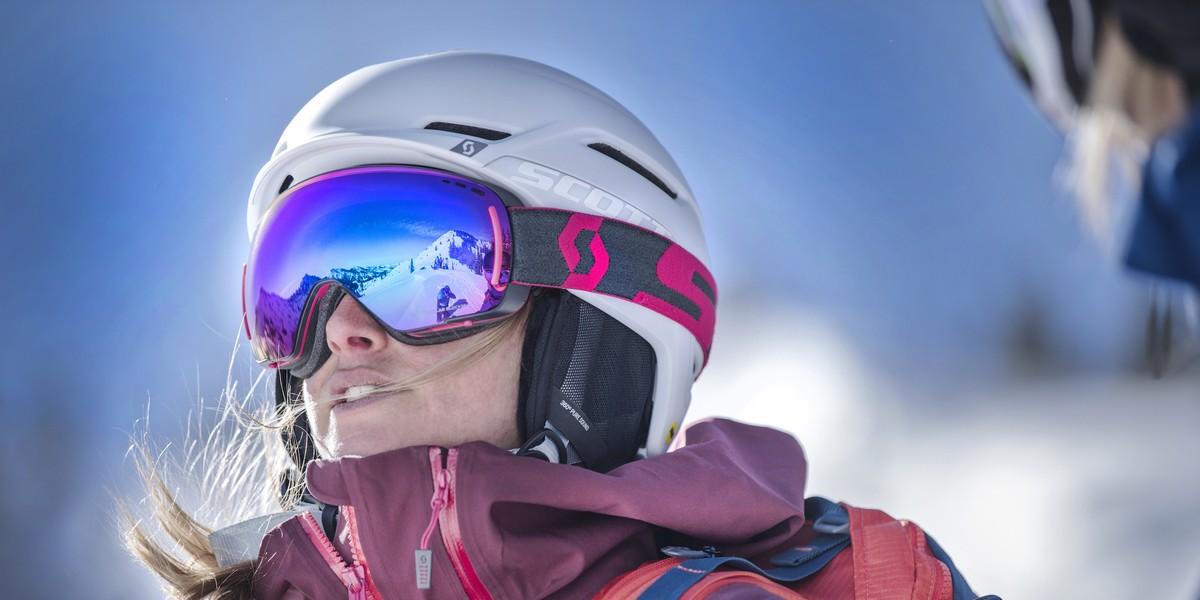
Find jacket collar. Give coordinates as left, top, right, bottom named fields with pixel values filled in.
left=263, top=418, right=810, bottom=598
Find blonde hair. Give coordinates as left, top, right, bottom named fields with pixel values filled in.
left=1058, top=14, right=1189, bottom=245
left=118, top=300, right=533, bottom=599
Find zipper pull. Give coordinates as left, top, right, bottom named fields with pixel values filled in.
left=415, top=547, right=433, bottom=591
left=417, top=450, right=450, bottom=590
left=348, top=563, right=367, bottom=600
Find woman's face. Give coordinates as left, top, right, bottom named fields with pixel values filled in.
left=302, top=295, right=526, bottom=458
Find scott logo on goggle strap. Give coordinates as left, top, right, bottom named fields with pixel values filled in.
left=489, top=157, right=670, bottom=236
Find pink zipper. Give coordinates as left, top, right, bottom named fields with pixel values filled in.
left=421, top=446, right=494, bottom=599
left=297, top=511, right=373, bottom=600
left=342, top=505, right=384, bottom=600
left=415, top=456, right=449, bottom=590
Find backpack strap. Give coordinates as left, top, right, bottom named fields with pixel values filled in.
left=925, top=534, right=988, bottom=600
left=633, top=497, right=992, bottom=600
left=637, top=497, right=850, bottom=599
left=844, top=504, right=988, bottom=600
left=845, top=504, right=921, bottom=599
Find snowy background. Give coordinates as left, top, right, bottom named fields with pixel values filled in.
left=2, top=2, right=1198, bottom=599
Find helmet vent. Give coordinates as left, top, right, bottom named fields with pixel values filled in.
left=424, top=121, right=511, bottom=141
left=277, top=174, right=294, bottom=195
left=587, top=143, right=677, bottom=200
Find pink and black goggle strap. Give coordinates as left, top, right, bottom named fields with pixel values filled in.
left=509, top=207, right=717, bottom=365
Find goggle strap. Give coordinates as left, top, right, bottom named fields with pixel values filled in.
left=509, top=207, right=717, bottom=363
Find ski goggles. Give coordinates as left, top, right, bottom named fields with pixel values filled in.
left=242, top=164, right=717, bottom=372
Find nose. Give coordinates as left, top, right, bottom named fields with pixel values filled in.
left=324, top=294, right=390, bottom=357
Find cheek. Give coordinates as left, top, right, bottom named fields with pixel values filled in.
left=462, top=330, right=524, bottom=433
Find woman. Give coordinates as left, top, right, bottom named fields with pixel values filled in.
left=125, top=51, right=982, bottom=599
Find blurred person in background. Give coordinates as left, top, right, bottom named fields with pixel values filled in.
left=983, top=0, right=1200, bottom=374
left=120, top=52, right=989, bottom=599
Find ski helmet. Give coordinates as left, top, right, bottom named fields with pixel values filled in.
left=245, top=51, right=715, bottom=480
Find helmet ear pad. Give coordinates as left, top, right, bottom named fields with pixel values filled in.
left=517, top=289, right=658, bottom=472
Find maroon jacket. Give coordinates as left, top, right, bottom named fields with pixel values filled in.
left=252, top=418, right=840, bottom=599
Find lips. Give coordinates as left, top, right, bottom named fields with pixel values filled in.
left=335, top=382, right=385, bottom=398
left=331, top=388, right=394, bottom=413
left=327, top=368, right=391, bottom=402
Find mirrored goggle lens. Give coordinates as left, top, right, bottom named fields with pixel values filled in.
left=244, top=165, right=514, bottom=365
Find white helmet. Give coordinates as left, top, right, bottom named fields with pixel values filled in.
left=246, top=51, right=714, bottom=468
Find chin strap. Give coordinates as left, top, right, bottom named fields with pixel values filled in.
left=515, top=422, right=582, bottom=465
